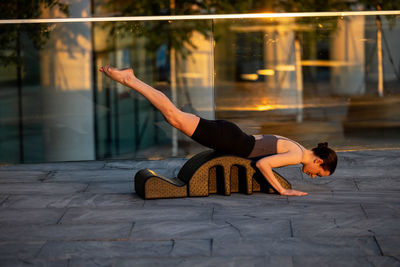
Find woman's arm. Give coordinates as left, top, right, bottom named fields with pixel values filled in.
left=256, top=152, right=308, bottom=196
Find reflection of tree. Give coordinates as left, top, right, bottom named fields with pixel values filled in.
left=0, top=1, right=69, bottom=163
left=102, top=0, right=278, bottom=61
left=273, top=0, right=351, bottom=56
left=0, top=1, right=69, bottom=65
left=102, top=0, right=258, bottom=155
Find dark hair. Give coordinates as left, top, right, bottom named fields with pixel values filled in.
left=312, top=142, right=337, bottom=175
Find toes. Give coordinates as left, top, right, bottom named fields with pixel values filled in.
left=106, top=66, right=113, bottom=73
left=103, top=66, right=111, bottom=74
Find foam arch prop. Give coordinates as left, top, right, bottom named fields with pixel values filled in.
left=134, top=150, right=291, bottom=199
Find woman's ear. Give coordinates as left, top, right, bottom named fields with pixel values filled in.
left=314, top=158, right=324, bottom=165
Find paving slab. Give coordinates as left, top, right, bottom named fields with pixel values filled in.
left=294, top=178, right=358, bottom=191
left=131, top=218, right=291, bottom=240
left=290, top=183, right=334, bottom=192
left=220, top=217, right=292, bottom=238
left=85, top=182, right=134, bottom=194
left=2, top=194, right=76, bottom=209
left=287, top=191, right=335, bottom=204
left=362, top=203, right=400, bottom=218
left=362, top=257, right=400, bottom=267
left=213, top=203, right=365, bottom=221
left=0, top=182, right=88, bottom=195
left=292, top=217, right=400, bottom=237
left=331, top=167, right=400, bottom=179
left=0, top=241, right=46, bottom=260
left=355, top=177, right=400, bottom=191
left=37, top=240, right=173, bottom=260
left=274, top=166, right=303, bottom=179
left=292, top=256, right=400, bottom=267
left=2, top=193, right=143, bottom=209
left=60, top=206, right=212, bottom=224
left=338, top=150, right=400, bottom=167
left=170, top=239, right=212, bottom=257
left=69, top=256, right=294, bottom=267
left=375, top=235, right=400, bottom=257
left=289, top=203, right=367, bottom=220
left=66, top=193, right=144, bottom=208
left=46, top=170, right=135, bottom=183
left=0, top=259, right=69, bottom=267
left=131, top=220, right=241, bottom=241
left=0, top=195, right=8, bottom=206
left=0, top=171, right=48, bottom=183
left=289, top=191, right=400, bottom=205
left=0, top=208, right=65, bottom=226
left=212, top=236, right=380, bottom=257
left=143, top=193, right=288, bottom=208
left=0, top=223, right=133, bottom=242
left=0, top=161, right=106, bottom=171
left=212, top=205, right=299, bottom=221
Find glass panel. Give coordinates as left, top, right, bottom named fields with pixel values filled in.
left=0, top=23, right=21, bottom=163
left=93, top=20, right=214, bottom=159
left=0, top=19, right=214, bottom=163
left=0, top=21, right=96, bottom=163
left=214, top=15, right=400, bottom=150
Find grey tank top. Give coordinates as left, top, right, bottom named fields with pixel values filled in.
left=247, top=135, right=278, bottom=158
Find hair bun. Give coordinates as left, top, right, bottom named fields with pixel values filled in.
left=318, top=142, right=328, bottom=148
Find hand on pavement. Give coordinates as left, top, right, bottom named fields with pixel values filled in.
left=280, top=189, right=308, bottom=196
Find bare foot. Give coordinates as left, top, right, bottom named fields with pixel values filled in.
left=99, top=66, right=136, bottom=86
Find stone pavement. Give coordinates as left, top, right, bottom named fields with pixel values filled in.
left=0, top=150, right=399, bottom=266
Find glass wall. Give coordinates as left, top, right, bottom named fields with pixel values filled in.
left=0, top=11, right=399, bottom=163
left=0, top=17, right=214, bottom=163
left=214, top=15, right=400, bottom=150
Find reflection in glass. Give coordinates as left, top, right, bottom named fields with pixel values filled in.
left=93, top=20, right=214, bottom=160
left=0, top=13, right=400, bottom=164
left=0, top=21, right=95, bottom=163
left=214, top=15, right=400, bottom=150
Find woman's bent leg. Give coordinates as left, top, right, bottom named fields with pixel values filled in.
left=100, top=66, right=200, bottom=137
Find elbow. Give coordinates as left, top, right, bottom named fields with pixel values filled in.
left=256, top=160, right=262, bottom=169
left=256, top=159, right=269, bottom=170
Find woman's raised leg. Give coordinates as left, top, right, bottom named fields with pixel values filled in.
left=99, top=66, right=200, bottom=137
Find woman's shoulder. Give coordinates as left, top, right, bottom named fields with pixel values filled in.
left=275, top=135, right=305, bottom=154
left=274, top=134, right=291, bottom=140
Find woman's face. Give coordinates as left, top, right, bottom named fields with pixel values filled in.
left=302, top=159, right=330, bottom=178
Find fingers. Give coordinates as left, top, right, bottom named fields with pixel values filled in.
left=292, top=190, right=308, bottom=196
left=281, top=189, right=308, bottom=196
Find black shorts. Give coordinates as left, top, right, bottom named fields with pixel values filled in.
left=191, top=117, right=255, bottom=158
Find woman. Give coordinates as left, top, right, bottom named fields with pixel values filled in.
left=99, top=66, right=337, bottom=197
